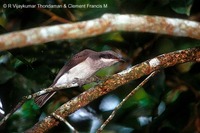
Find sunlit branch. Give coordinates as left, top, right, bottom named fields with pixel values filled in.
left=0, top=14, right=200, bottom=51
left=25, top=47, right=200, bottom=133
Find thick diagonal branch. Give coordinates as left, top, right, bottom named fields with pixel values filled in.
left=0, top=14, right=200, bottom=51
left=25, top=47, right=200, bottom=133
left=0, top=82, right=79, bottom=126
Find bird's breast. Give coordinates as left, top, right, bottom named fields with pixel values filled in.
left=54, top=58, right=96, bottom=86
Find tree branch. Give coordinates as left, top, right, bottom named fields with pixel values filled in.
left=0, top=82, right=79, bottom=126
left=0, top=14, right=200, bottom=51
left=25, top=47, right=200, bottom=133
left=97, top=71, right=159, bottom=132
left=36, top=8, right=70, bottom=25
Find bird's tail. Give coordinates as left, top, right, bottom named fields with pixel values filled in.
left=34, top=92, right=56, bottom=107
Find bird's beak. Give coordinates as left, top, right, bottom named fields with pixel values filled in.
left=119, top=57, right=126, bottom=62
left=116, top=54, right=126, bottom=62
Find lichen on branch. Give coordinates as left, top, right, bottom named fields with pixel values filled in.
left=0, top=14, right=200, bottom=51
left=25, top=47, right=200, bottom=133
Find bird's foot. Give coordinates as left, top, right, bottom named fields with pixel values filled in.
left=72, top=76, right=102, bottom=87
left=72, top=78, right=86, bottom=87
left=87, top=75, right=102, bottom=83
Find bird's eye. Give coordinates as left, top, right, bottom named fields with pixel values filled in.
left=99, top=54, right=109, bottom=59
left=107, top=54, right=112, bottom=58
left=99, top=54, right=106, bottom=58
left=100, top=54, right=116, bottom=59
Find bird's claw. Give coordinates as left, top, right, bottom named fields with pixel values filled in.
left=72, top=78, right=86, bottom=87
left=72, top=75, right=103, bottom=87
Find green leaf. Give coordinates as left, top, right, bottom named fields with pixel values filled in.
left=0, top=10, right=7, bottom=27
left=170, top=0, right=194, bottom=16
left=122, top=88, right=154, bottom=109
left=100, top=32, right=124, bottom=42
left=8, top=100, right=40, bottom=132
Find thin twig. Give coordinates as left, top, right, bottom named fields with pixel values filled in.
left=97, top=71, right=159, bottom=132
left=0, top=98, right=26, bottom=126
left=0, top=75, right=101, bottom=126
left=36, top=8, right=70, bottom=24
left=0, top=82, right=78, bottom=126
left=56, top=0, right=76, bottom=21
left=52, top=113, right=78, bottom=133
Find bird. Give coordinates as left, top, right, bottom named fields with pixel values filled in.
left=34, top=49, right=124, bottom=107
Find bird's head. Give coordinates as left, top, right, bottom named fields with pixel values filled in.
left=97, top=50, right=125, bottom=68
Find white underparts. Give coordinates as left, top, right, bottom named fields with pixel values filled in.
left=55, top=57, right=96, bottom=86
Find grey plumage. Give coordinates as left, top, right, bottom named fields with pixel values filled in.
left=34, top=49, right=123, bottom=107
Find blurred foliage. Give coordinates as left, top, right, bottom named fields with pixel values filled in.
left=170, top=0, right=194, bottom=16
left=0, top=0, right=200, bottom=132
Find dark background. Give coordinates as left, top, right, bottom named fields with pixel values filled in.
left=0, top=0, right=200, bottom=132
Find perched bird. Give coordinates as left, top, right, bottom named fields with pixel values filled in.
left=34, top=49, right=124, bottom=107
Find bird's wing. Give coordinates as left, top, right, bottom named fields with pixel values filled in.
left=51, top=49, right=95, bottom=86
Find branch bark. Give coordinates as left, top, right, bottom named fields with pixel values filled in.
left=0, top=14, right=200, bottom=51
left=25, top=47, right=200, bottom=133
